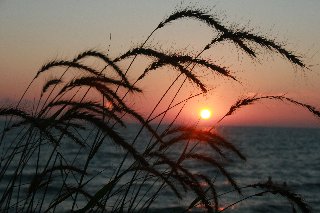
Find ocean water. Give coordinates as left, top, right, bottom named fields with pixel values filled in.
left=216, top=126, right=320, bottom=213
left=0, top=123, right=319, bottom=212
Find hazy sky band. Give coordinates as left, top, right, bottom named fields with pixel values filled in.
left=0, top=0, right=319, bottom=127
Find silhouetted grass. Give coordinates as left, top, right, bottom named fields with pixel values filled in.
left=0, top=6, right=318, bottom=213
left=218, top=95, right=320, bottom=123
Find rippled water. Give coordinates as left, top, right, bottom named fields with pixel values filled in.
left=216, top=127, right=320, bottom=213
left=1, top=123, right=319, bottom=212
left=147, top=126, right=320, bottom=212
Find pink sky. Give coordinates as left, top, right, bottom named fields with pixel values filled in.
left=1, top=1, right=320, bottom=128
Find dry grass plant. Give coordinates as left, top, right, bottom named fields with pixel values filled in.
left=0, top=7, right=318, bottom=213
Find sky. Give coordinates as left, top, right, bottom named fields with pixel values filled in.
left=1, top=0, right=320, bottom=127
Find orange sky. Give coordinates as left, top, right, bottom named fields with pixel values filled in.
left=1, top=0, right=320, bottom=128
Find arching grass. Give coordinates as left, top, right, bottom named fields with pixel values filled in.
left=0, top=7, right=318, bottom=213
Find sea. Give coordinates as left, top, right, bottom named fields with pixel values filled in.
left=0, top=122, right=319, bottom=212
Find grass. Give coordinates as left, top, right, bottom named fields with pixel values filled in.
left=0, top=6, right=318, bottom=213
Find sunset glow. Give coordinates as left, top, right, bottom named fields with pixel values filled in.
left=200, top=109, right=212, bottom=120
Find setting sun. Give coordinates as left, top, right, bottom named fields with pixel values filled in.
left=200, top=109, right=212, bottom=120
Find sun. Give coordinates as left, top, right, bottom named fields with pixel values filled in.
left=200, top=109, right=212, bottom=120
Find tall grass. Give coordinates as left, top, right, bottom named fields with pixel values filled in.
left=0, top=7, right=318, bottom=213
